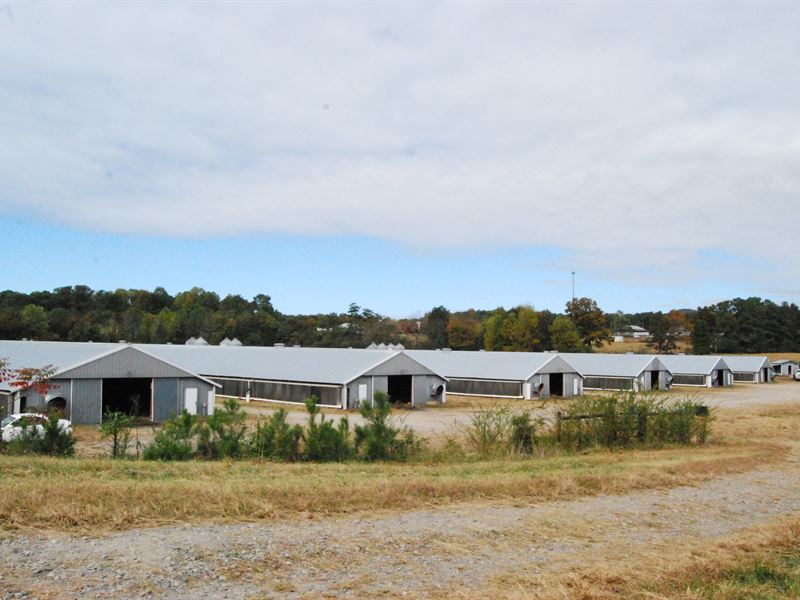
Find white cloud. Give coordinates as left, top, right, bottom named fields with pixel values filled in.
left=1, top=1, right=799, bottom=286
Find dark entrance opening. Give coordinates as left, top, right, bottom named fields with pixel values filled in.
left=763, top=368, right=770, bottom=383
left=102, top=378, right=152, bottom=417
left=716, top=370, right=726, bottom=387
left=649, top=370, right=660, bottom=390
left=47, top=396, right=67, bottom=416
left=387, top=375, right=412, bottom=404
left=549, top=373, right=564, bottom=397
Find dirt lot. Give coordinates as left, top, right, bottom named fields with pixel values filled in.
left=235, top=379, right=800, bottom=438
left=2, top=382, right=800, bottom=599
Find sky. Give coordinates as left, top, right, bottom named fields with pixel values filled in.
left=1, top=2, right=799, bottom=317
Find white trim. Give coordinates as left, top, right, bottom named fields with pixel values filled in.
left=445, top=391, right=524, bottom=399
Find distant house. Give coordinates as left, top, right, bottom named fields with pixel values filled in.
left=613, top=325, right=650, bottom=340
left=773, top=359, right=800, bottom=377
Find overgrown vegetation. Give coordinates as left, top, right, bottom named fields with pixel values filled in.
left=556, top=392, right=711, bottom=450
left=2, top=413, right=75, bottom=457
left=458, top=392, right=710, bottom=458
left=141, top=392, right=422, bottom=463
left=100, top=411, right=135, bottom=458
left=354, top=391, right=421, bottom=461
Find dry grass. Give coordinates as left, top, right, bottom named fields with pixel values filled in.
left=0, top=440, right=777, bottom=534
left=447, top=516, right=800, bottom=600
left=599, top=338, right=692, bottom=354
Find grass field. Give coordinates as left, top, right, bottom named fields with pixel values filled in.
left=0, top=443, right=774, bottom=533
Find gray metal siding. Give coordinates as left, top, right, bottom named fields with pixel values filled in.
left=153, top=378, right=179, bottom=422
left=362, top=353, right=439, bottom=377
left=58, top=346, right=197, bottom=380
left=177, top=379, right=215, bottom=417
left=346, top=377, right=373, bottom=409
left=563, top=372, right=582, bottom=397
left=413, top=375, right=446, bottom=406
left=71, top=379, right=102, bottom=425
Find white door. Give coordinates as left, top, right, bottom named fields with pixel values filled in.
left=12, top=396, right=20, bottom=413
left=573, top=378, right=579, bottom=396
left=358, top=383, right=368, bottom=404
left=184, top=388, right=198, bottom=415
left=207, top=390, right=215, bottom=415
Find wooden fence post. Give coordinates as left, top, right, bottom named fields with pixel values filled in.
left=555, top=411, right=562, bottom=444
left=637, top=412, right=647, bottom=442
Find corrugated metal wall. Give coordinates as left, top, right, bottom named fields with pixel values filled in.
left=71, top=379, right=102, bottom=424
left=177, top=378, right=215, bottom=417
left=153, top=378, right=179, bottom=421
left=58, top=346, right=195, bottom=380
left=412, top=374, right=445, bottom=407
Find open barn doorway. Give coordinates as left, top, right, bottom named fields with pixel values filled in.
left=102, top=378, right=152, bottom=418
left=387, top=375, right=412, bottom=404
left=650, top=370, right=660, bottom=390
left=549, top=373, right=564, bottom=397
left=715, top=370, right=726, bottom=387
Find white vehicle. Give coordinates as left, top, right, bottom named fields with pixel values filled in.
left=1, top=413, right=73, bottom=442
left=795, top=371, right=800, bottom=382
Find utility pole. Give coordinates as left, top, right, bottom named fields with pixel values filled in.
left=571, top=271, right=576, bottom=300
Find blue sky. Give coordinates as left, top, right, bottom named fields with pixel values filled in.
left=1, top=2, right=799, bottom=317
left=1, top=217, right=768, bottom=317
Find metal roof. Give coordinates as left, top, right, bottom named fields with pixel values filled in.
left=0, top=341, right=219, bottom=388
left=0, top=341, right=442, bottom=386
left=720, top=356, right=772, bottom=372
left=772, top=359, right=799, bottom=366
left=657, top=355, right=731, bottom=375
left=405, top=350, right=577, bottom=381
left=559, top=353, right=666, bottom=378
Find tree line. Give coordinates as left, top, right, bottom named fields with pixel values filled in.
left=1, top=286, right=798, bottom=354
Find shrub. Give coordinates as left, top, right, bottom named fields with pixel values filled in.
left=143, top=410, right=195, bottom=461
left=302, top=397, right=352, bottom=462
left=463, top=404, right=516, bottom=457
left=249, top=408, right=302, bottom=461
left=556, top=392, right=712, bottom=450
left=5, top=413, right=75, bottom=457
left=510, top=412, right=543, bottom=454
left=100, top=410, right=135, bottom=459
left=196, top=398, right=247, bottom=459
left=354, top=392, right=421, bottom=461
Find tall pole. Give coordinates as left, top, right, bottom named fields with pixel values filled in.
left=571, top=271, right=576, bottom=300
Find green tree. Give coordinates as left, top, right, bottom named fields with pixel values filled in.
left=565, top=297, right=612, bottom=349
left=647, top=312, right=679, bottom=353
left=20, top=304, right=49, bottom=338
left=424, top=306, right=451, bottom=348
left=549, top=315, right=583, bottom=351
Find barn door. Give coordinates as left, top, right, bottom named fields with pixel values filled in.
left=184, top=388, right=198, bottom=415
